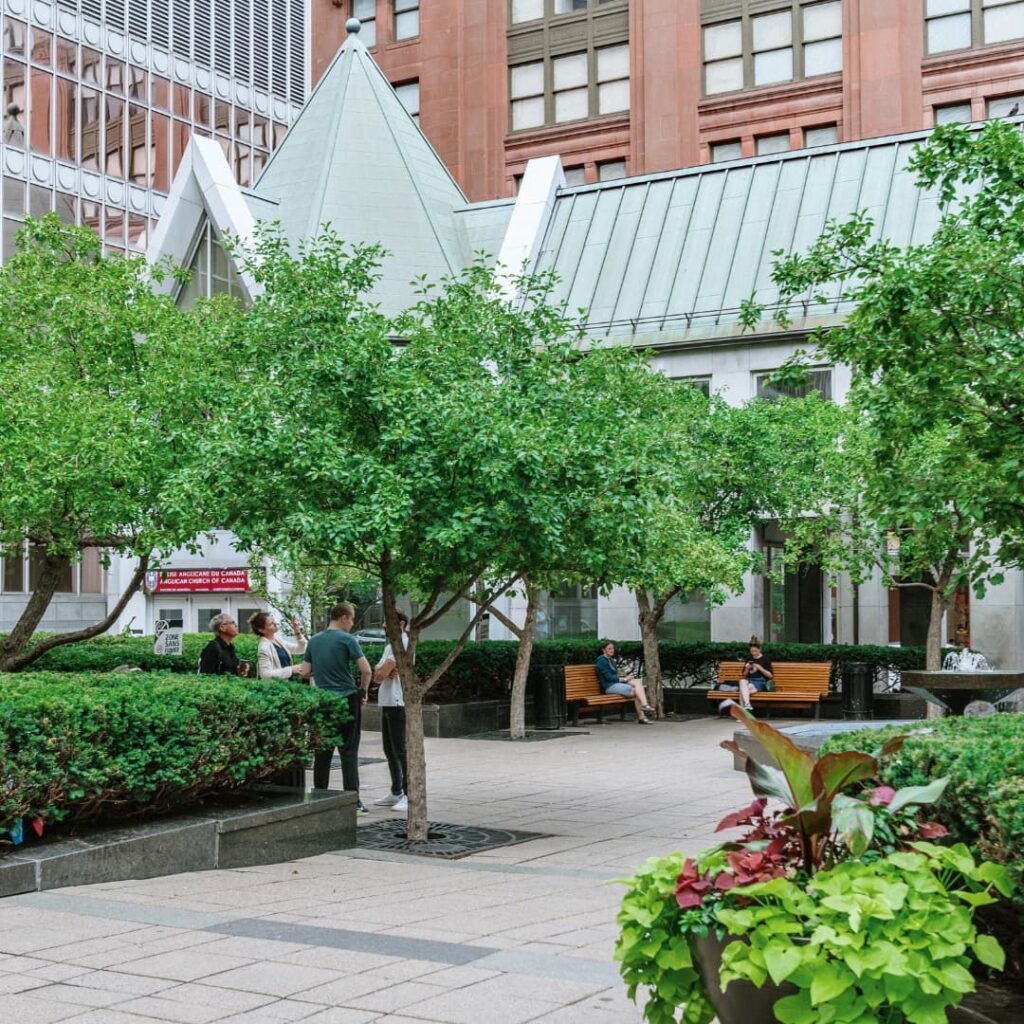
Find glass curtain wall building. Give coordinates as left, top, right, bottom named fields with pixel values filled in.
left=0, top=0, right=308, bottom=629
left=1, top=0, right=307, bottom=260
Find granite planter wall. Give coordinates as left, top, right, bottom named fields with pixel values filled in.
left=0, top=787, right=357, bottom=898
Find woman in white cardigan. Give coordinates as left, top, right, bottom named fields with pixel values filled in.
left=248, top=610, right=307, bottom=680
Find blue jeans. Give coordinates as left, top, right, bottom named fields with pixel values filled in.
left=605, top=681, right=634, bottom=698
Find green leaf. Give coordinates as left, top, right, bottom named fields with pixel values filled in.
left=655, top=942, right=693, bottom=971
left=810, top=963, right=854, bottom=1006
left=763, top=943, right=804, bottom=985
left=887, top=778, right=949, bottom=813
left=972, top=934, right=1005, bottom=971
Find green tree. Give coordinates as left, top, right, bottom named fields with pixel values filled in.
left=174, top=227, right=683, bottom=837
left=741, top=120, right=1024, bottom=668
left=0, top=216, right=225, bottom=672
left=628, top=391, right=848, bottom=710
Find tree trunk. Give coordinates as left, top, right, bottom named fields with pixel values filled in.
left=635, top=586, right=679, bottom=718
left=508, top=582, right=540, bottom=740
left=403, top=683, right=428, bottom=841
left=0, top=551, right=65, bottom=669
left=925, top=577, right=951, bottom=671
left=0, top=556, right=149, bottom=673
left=635, top=590, right=663, bottom=717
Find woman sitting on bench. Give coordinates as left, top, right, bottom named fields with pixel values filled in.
left=596, top=641, right=656, bottom=724
left=719, top=636, right=774, bottom=716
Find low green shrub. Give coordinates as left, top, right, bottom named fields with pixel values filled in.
left=821, top=715, right=1024, bottom=896
left=0, top=671, right=348, bottom=841
left=17, top=633, right=932, bottom=699
left=21, top=632, right=259, bottom=673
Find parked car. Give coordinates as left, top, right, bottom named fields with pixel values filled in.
left=352, top=627, right=387, bottom=645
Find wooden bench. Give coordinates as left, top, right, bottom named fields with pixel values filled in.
left=707, top=661, right=831, bottom=718
left=564, top=665, right=633, bottom=726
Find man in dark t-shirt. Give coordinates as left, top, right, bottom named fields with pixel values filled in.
left=295, top=602, right=371, bottom=810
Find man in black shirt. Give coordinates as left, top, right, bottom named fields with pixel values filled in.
left=198, top=613, right=250, bottom=676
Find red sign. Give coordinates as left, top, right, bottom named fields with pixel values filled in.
left=147, top=568, right=252, bottom=593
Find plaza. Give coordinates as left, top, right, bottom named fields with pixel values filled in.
left=0, top=718, right=751, bottom=1023
left=1, top=3, right=1023, bottom=1020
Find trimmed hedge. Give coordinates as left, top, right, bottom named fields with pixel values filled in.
left=16, top=634, right=934, bottom=700
left=0, top=672, right=349, bottom=841
left=820, top=715, right=1024, bottom=896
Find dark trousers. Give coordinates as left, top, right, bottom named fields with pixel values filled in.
left=380, top=705, right=407, bottom=796
left=313, top=692, right=361, bottom=792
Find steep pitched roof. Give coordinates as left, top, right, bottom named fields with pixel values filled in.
left=251, top=24, right=469, bottom=313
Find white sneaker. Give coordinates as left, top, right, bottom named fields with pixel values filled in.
left=374, top=793, right=400, bottom=807
left=718, top=698, right=737, bottom=716
left=392, top=795, right=408, bottom=812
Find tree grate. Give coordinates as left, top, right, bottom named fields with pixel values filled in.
left=356, top=819, right=550, bottom=859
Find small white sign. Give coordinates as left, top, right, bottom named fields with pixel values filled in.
left=154, top=619, right=184, bottom=656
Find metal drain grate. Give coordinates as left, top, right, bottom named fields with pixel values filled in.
left=356, top=819, right=549, bottom=859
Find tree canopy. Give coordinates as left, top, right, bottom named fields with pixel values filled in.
left=0, top=216, right=227, bottom=670
left=174, top=227, right=736, bottom=836
left=741, top=120, right=1024, bottom=666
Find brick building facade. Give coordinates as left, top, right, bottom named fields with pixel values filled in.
left=311, top=0, right=1024, bottom=200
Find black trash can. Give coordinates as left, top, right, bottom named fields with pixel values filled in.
left=533, top=665, right=566, bottom=731
left=843, top=662, right=874, bottom=721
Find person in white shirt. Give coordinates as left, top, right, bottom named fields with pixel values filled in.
left=248, top=611, right=307, bottom=680
left=373, top=612, right=410, bottom=812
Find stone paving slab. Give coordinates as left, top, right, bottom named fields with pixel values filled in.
left=0, top=716, right=757, bottom=1021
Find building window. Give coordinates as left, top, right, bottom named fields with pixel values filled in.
left=804, top=123, right=838, bottom=146
left=925, top=0, right=1024, bottom=55
left=395, top=79, right=420, bottom=124
left=753, top=11, right=793, bottom=87
left=553, top=51, right=588, bottom=122
left=353, top=0, right=377, bottom=47
left=596, top=43, right=629, bottom=114
left=510, top=43, right=629, bottom=130
left=538, top=584, right=598, bottom=640
left=756, top=132, right=790, bottom=155
left=755, top=368, right=833, bottom=400
left=394, top=0, right=419, bottom=41
left=597, top=158, right=626, bottom=180
left=703, top=1, right=842, bottom=96
left=671, top=375, right=712, bottom=396
left=656, top=591, right=711, bottom=643
left=934, top=101, right=973, bottom=124
left=802, top=1, right=843, bottom=76
left=512, top=0, right=622, bottom=19
left=2, top=543, right=25, bottom=592
left=988, top=93, right=1023, bottom=117
left=176, top=220, right=247, bottom=308
left=563, top=165, right=586, bottom=185
left=510, top=61, right=544, bottom=130
left=511, top=0, right=545, bottom=22
left=710, top=139, right=742, bottom=162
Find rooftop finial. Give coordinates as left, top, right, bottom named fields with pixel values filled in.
left=345, top=17, right=361, bottom=34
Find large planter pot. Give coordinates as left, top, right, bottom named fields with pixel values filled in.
left=693, top=932, right=796, bottom=1024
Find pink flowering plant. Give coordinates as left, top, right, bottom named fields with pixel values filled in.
left=615, top=707, right=1009, bottom=1024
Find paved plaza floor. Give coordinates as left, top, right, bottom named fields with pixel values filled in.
left=0, top=715, right=760, bottom=1023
